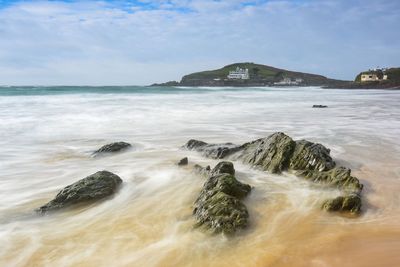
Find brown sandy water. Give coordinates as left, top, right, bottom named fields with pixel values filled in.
left=0, top=87, right=399, bottom=266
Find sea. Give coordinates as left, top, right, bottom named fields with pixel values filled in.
left=0, top=86, right=399, bottom=267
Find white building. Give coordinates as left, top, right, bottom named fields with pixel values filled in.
left=361, top=73, right=380, bottom=82
left=227, top=67, right=249, bottom=80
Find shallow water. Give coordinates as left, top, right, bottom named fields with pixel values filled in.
left=0, top=86, right=399, bottom=267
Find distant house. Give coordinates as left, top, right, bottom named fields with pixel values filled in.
left=227, top=67, right=249, bottom=80
left=361, top=73, right=380, bottom=82
left=360, top=68, right=387, bottom=82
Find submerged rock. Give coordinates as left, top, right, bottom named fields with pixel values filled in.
left=193, top=162, right=251, bottom=234
left=37, top=171, right=122, bottom=213
left=177, top=157, right=188, bottom=166
left=184, top=132, right=364, bottom=215
left=312, top=105, right=328, bottom=108
left=183, top=139, right=242, bottom=159
left=93, top=142, right=132, bottom=156
left=193, top=164, right=211, bottom=177
left=322, top=193, right=361, bottom=214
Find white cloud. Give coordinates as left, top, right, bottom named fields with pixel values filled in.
left=0, top=0, right=399, bottom=85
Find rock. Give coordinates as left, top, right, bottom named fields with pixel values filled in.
left=194, top=191, right=249, bottom=234
left=183, top=139, right=242, bottom=159
left=93, top=142, right=132, bottom=156
left=184, top=132, right=364, bottom=215
left=290, top=140, right=335, bottom=172
left=312, top=105, right=328, bottom=108
left=322, top=193, right=361, bottom=214
left=296, top=166, right=363, bottom=194
left=237, top=132, right=296, bottom=174
left=211, top=161, right=235, bottom=176
left=177, top=157, right=188, bottom=166
left=193, top=164, right=251, bottom=234
left=37, top=171, right=122, bottom=213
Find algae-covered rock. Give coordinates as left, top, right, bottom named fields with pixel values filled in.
left=193, top=163, right=251, bottom=234
left=237, top=132, right=296, bottom=173
left=93, top=142, right=132, bottom=156
left=184, top=132, right=364, bottom=215
left=290, top=140, right=335, bottom=172
left=211, top=161, right=235, bottom=176
left=322, top=193, right=361, bottom=214
left=296, top=166, right=363, bottom=194
left=37, top=171, right=122, bottom=213
left=194, top=191, right=249, bottom=234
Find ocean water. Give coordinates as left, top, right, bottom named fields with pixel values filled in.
left=0, top=86, right=399, bottom=267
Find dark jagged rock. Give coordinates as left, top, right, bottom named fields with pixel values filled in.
left=177, top=157, right=188, bottom=166
left=93, top=142, right=132, bottom=156
left=37, top=171, right=122, bottom=213
left=184, top=132, right=364, bottom=215
left=322, top=193, right=361, bottom=214
left=211, top=161, right=235, bottom=176
left=183, top=139, right=242, bottom=159
left=290, top=140, right=335, bottom=172
left=236, top=132, right=296, bottom=174
left=193, top=162, right=251, bottom=234
left=296, top=166, right=363, bottom=194
left=312, top=105, right=328, bottom=108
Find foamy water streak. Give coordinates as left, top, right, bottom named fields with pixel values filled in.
left=0, top=86, right=400, bottom=267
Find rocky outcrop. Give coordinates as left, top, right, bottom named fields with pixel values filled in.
left=93, top=142, right=132, bottom=156
left=193, top=162, right=251, bottom=234
left=184, top=132, right=364, bottom=215
left=236, top=133, right=296, bottom=174
left=37, top=171, right=122, bottom=213
left=322, top=193, right=361, bottom=214
left=177, top=157, right=188, bottom=166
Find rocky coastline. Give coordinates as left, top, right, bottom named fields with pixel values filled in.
left=36, top=135, right=364, bottom=235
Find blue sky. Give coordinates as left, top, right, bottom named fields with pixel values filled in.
left=0, top=0, right=399, bottom=85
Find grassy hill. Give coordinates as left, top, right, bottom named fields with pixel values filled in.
left=178, top=62, right=346, bottom=86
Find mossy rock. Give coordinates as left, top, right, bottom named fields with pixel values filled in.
left=194, top=191, right=249, bottom=234
left=296, top=166, right=363, bottom=194
left=37, top=171, right=122, bottom=213
left=238, top=132, right=296, bottom=173
left=322, top=194, right=361, bottom=214
left=93, top=142, right=132, bottom=156
left=193, top=171, right=251, bottom=234
left=290, top=140, right=335, bottom=171
left=211, top=161, right=235, bottom=176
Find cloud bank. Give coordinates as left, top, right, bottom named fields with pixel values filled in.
left=0, top=0, right=399, bottom=85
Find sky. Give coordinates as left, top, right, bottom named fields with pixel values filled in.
left=0, top=0, right=399, bottom=85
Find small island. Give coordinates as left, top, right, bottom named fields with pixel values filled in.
left=152, top=62, right=400, bottom=89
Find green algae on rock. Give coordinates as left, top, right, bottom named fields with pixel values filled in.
left=184, top=132, right=364, bottom=215
left=322, top=193, right=362, bottom=214
left=237, top=132, right=296, bottom=174
left=193, top=162, right=251, bottom=234
left=37, top=171, right=122, bottom=213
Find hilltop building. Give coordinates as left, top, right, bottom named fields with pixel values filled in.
left=227, top=67, right=249, bottom=80
left=360, top=68, right=388, bottom=82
